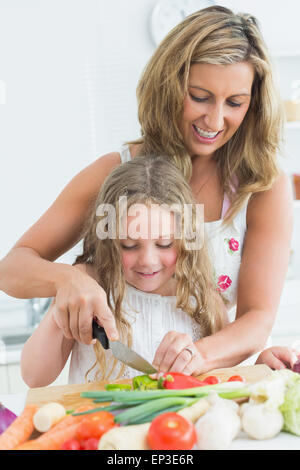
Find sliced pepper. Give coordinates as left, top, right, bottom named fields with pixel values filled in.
left=158, top=372, right=207, bottom=390
left=132, top=375, right=158, bottom=390
left=105, top=383, right=132, bottom=391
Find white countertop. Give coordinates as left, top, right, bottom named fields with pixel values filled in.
left=1, top=393, right=300, bottom=450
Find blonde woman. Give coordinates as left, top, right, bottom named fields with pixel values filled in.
left=21, top=156, right=227, bottom=386
left=2, top=6, right=293, bottom=378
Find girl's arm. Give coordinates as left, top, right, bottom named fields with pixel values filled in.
left=195, top=170, right=294, bottom=369
left=255, top=346, right=298, bottom=370
left=0, top=152, right=121, bottom=343
left=21, top=299, right=75, bottom=388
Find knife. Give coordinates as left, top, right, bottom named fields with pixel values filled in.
left=92, top=320, right=157, bottom=374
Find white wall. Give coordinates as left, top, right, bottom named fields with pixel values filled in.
left=218, top=0, right=300, bottom=56
left=0, top=0, right=99, bottom=260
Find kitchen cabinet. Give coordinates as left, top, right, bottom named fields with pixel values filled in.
left=0, top=358, right=70, bottom=395
left=6, top=364, right=25, bottom=395
left=0, top=366, right=9, bottom=394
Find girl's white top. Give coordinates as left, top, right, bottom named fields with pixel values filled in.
left=68, top=145, right=270, bottom=384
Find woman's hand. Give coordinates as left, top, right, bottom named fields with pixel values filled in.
left=255, top=346, right=298, bottom=370
left=152, top=331, right=206, bottom=376
left=52, top=265, right=119, bottom=345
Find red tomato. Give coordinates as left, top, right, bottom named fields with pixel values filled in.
left=227, top=375, right=245, bottom=382
left=76, top=411, right=116, bottom=441
left=202, top=375, right=220, bottom=385
left=81, top=437, right=99, bottom=450
left=61, top=438, right=81, bottom=450
left=147, top=412, right=197, bottom=450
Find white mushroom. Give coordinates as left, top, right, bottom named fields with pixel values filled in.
left=194, top=393, right=241, bottom=450
left=241, top=403, right=283, bottom=440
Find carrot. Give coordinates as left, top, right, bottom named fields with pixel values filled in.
left=0, top=404, right=39, bottom=450
left=43, top=405, right=93, bottom=435
left=15, top=422, right=81, bottom=450
left=14, top=440, right=44, bottom=450
left=14, top=405, right=94, bottom=450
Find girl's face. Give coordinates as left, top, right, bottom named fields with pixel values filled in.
left=120, top=204, right=178, bottom=296
left=180, top=62, right=254, bottom=158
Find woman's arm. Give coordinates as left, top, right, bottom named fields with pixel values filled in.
left=0, top=152, right=121, bottom=343
left=0, top=152, right=121, bottom=298
left=195, top=170, right=294, bottom=369
left=21, top=299, right=75, bottom=388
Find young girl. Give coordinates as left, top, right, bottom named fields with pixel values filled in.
left=21, top=155, right=228, bottom=387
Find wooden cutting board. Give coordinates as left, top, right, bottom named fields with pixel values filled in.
left=26, top=364, right=272, bottom=410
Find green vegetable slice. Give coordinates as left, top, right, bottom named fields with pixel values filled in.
left=105, top=383, right=132, bottom=391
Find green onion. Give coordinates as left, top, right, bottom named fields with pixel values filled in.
left=114, top=397, right=198, bottom=425
left=72, top=402, right=141, bottom=416
left=219, top=389, right=251, bottom=400
left=72, top=406, right=115, bottom=416
left=131, top=404, right=187, bottom=425
left=92, top=399, right=144, bottom=406
left=80, top=394, right=115, bottom=403
left=80, top=382, right=250, bottom=402
left=76, top=383, right=251, bottom=421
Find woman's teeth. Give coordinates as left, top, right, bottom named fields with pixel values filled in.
left=193, top=125, right=219, bottom=138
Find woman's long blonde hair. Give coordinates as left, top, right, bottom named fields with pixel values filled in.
left=74, top=155, right=224, bottom=381
left=128, top=5, right=284, bottom=222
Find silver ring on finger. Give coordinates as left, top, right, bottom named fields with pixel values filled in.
left=184, top=346, right=196, bottom=359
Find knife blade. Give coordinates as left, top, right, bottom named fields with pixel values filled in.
left=92, top=320, right=157, bottom=374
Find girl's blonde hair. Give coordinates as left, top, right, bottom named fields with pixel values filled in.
left=74, top=155, right=224, bottom=381
left=128, top=5, right=284, bottom=222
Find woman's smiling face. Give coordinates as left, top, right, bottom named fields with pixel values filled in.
left=180, top=62, right=254, bottom=158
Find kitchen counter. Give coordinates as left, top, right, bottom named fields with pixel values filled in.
left=1, top=393, right=300, bottom=450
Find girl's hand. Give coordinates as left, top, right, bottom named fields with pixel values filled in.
left=255, top=346, right=298, bottom=370
left=52, top=265, right=119, bottom=345
left=152, top=331, right=205, bottom=377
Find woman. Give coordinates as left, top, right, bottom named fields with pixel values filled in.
left=0, top=6, right=293, bottom=374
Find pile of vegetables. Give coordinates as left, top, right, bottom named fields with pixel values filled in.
left=131, top=372, right=244, bottom=391
left=1, top=369, right=300, bottom=450
left=240, top=368, right=300, bottom=440
left=0, top=402, right=110, bottom=450
left=76, top=375, right=248, bottom=429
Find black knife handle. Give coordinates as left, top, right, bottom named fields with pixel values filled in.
left=92, top=320, right=109, bottom=350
